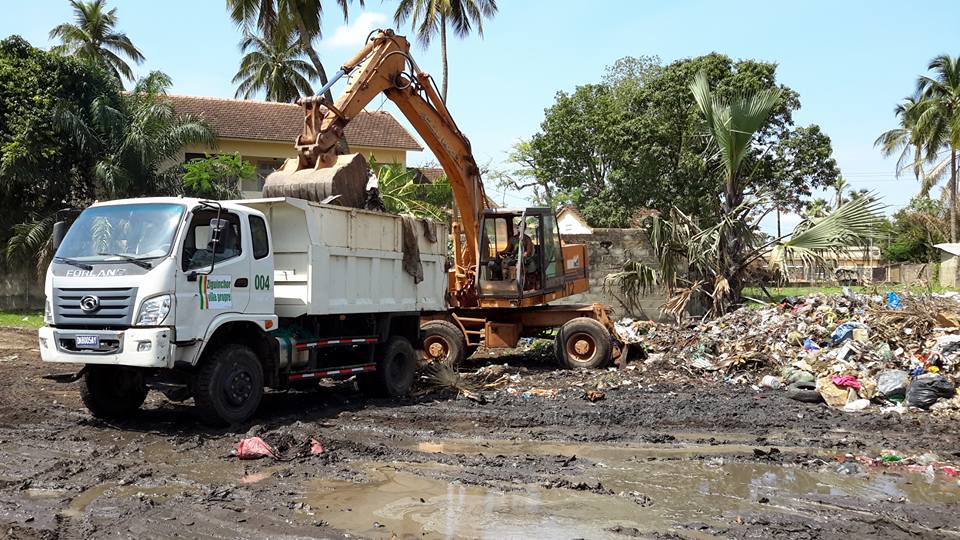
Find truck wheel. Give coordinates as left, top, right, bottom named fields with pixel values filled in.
left=421, top=321, right=467, bottom=366
left=555, top=318, right=612, bottom=369
left=80, top=366, right=148, bottom=419
left=193, top=344, right=264, bottom=426
left=359, top=337, right=416, bottom=398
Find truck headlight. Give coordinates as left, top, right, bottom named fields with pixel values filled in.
left=136, top=295, right=171, bottom=326
left=44, top=299, right=53, bottom=324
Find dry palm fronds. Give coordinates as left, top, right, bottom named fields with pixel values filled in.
left=418, top=362, right=485, bottom=403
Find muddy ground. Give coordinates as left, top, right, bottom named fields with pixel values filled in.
left=1, top=326, right=959, bottom=540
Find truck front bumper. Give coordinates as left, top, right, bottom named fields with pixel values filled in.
left=38, top=327, right=174, bottom=368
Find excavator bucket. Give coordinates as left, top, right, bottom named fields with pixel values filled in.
left=262, top=153, right=371, bottom=209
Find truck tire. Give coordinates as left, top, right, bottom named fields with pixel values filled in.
left=359, top=336, right=416, bottom=398
left=421, top=320, right=467, bottom=366
left=193, top=344, right=264, bottom=426
left=80, top=366, right=148, bottom=419
left=555, top=317, right=612, bottom=370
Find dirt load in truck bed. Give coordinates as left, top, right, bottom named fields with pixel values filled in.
left=1, top=326, right=959, bottom=539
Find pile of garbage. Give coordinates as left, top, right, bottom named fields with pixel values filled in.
left=616, top=290, right=960, bottom=413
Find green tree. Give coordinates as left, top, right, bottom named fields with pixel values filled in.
left=882, top=197, right=948, bottom=262
left=182, top=153, right=251, bottom=200
left=913, top=54, right=960, bottom=242
left=226, top=0, right=363, bottom=104
left=6, top=69, right=215, bottom=268
left=523, top=54, right=839, bottom=227
left=49, top=0, right=144, bottom=83
left=393, top=0, right=498, bottom=101
left=0, top=36, right=120, bottom=247
left=233, top=30, right=318, bottom=102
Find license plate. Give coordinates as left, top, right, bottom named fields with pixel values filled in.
left=74, top=335, right=100, bottom=349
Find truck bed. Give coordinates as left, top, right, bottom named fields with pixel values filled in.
left=238, top=198, right=447, bottom=318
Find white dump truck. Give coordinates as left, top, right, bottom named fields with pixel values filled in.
left=39, top=196, right=446, bottom=425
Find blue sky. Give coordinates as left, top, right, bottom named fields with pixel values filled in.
left=3, top=0, right=959, bottom=233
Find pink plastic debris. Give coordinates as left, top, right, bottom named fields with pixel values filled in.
left=236, top=437, right=276, bottom=460
left=309, top=438, right=324, bottom=455
left=831, top=374, right=862, bottom=390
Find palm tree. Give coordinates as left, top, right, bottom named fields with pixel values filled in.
left=803, top=197, right=832, bottom=219
left=831, top=176, right=848, bottom=207
left=847, top=189, right=872, bottom=203
left=233, top=31, right=318, bottom=102
left=49, top=0, right=144, bottom=83
left=393, top=0, right=498, bottom=102
left=914, top=54, right=960, bottom=242
left=689, top=70, right=781, bottom=305
left=226, top=0, right=362, bottom=104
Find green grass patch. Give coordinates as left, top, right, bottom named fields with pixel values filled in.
left=743, top=284, right=960, bottom=307
left=0, top=311, right=43, bottom=329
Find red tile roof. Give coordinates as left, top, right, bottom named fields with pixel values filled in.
left=167, top=95, right=423, bottom=151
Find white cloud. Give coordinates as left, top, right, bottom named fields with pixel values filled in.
left=321, top=12, right=388, bottom=50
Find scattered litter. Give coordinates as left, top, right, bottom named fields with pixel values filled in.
left=615, top=291, right=960, bottom=416
left=520, top=387, right=560, bottom=398
left=584, top=389, right=605, bottom=402
left=877, top=370, right=910, bottom=400
left=235, top=437, right=276, bottom=460
left=0, top=355, right=17, bottom=363
left=843, top=399, right=871, bottom=412
left=905, top=374, right=956, bottom=409
left=760, top=375, right=781, bottom=389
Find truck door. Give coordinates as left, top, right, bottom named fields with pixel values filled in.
left=246, top=213, right=274, bottom=315
left=174, top=209, right=251, bottom=342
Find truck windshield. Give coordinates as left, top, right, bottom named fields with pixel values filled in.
left=56, top=203, right=185, bottom=262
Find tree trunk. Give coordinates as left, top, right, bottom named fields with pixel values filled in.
left=440, top=15, right=448, bottom=102
left=952, top=148, right=958, bottom=243
left=721, top=179, right=745, bottom=310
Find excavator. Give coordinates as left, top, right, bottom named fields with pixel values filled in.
left=263, top=29, right=622, bottom=369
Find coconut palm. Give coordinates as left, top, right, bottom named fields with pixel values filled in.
left=393, top=0, right=498, bottom=101
left=914, top=54, right=960, bottom=241
left=49, top=0, right=144, bottom=83
left=226, top=0, right=362, bottom=104
left=233, top=30, right=318, bottom=102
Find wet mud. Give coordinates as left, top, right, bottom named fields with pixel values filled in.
left=1, top=327, right=959, bottom=539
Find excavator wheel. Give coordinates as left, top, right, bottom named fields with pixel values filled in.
left=421, top=320, right=467, bottom=366
left=555, top=317, right=613, bottom=370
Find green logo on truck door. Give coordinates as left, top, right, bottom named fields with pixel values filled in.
left=254, top=274, right=271, bottom=290
left=199, top=275, right=232, bottom=309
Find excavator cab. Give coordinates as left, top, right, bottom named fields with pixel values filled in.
left=477, top=208, right=574, bottom=303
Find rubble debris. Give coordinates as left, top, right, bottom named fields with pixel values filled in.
left=616, top=291, right=960, bottom=415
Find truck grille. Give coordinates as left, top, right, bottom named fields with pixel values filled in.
left=53, top=287, right=137, bottom=327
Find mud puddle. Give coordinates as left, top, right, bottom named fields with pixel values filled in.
left=300, top=438, right=960, bottom=539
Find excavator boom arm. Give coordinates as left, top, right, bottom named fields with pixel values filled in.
left=289, top=30, right=487, bottom=301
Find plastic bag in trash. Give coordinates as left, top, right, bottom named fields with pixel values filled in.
left=877, top=369, right=910, bottom=399
left=905, top=373, right=956, bottom=409
left=886, top=291, right=902, bottom=310
left=235, top=437, right=276, bottom=460
left=830, top=322, right=866, bottom=345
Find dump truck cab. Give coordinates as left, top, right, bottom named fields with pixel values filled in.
left=39, top=197, right=276, bottom=370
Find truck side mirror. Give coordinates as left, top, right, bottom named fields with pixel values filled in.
left=52, top=221, right=67, bottom=252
